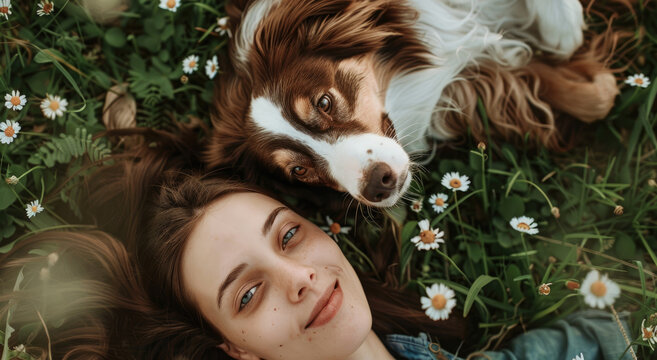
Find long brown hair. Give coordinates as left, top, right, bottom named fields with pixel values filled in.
left=1, top=130, right=466, bottom=359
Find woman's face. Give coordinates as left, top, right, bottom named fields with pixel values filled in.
left=181, top=192, right=372, bottom=360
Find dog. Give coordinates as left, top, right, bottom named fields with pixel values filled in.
left=205, top=0, right=619, bottom=208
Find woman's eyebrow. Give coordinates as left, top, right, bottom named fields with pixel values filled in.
left=262, top=206, right=288, bottom=236
left=216, top=206, right=289, bottom=309
left=218, top=262, right=248, bottom=309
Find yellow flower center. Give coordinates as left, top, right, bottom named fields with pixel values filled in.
left=211, top=64, right=216, bottom=72
left=0, top=7, right=8, bottom=14
left=167, top=0, right=176, bottom=8
left=516, top=222, right=530, bottom=230
left=431, top=294, right=447, bottom=310
left=4, top=126, right=15, bottom=137
left=449, top=178, right=461, bottom=188
left=412, top=203, right=421, bottom=210
left=49, top=100, right=59, bottom=111
left=189, top=60, right=196, bottom=68
left=434, top=197, right=444, bottom=206
left=329, top=222, right=341, bottom=234
left=643, top=327, right=654, bottom=339
left=591, top=280, right=607, bottom=297
left=43, top=3, right=53, bottom=13
left=420, top=229, right=435, bottom=244
left=635, top=78, right=644, bottom=85
left=31, top=206, right=38, bottom=213
left=10, top=96, right=21, bottom=106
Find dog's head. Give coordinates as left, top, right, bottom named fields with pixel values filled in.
left=206, top=0, right=431, bottom=207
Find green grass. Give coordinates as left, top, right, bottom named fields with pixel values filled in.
left=1, top=0, right=656, bottom=359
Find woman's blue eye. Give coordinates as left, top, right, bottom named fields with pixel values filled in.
left=239, top=285, right=258, bottom=310
left=282, top=226, right=298, bottom=250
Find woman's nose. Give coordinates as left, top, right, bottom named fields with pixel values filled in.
left=282, top=261, right=316, bottom=303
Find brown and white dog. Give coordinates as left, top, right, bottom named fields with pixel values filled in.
left=205, top=0, right=619, bottom=207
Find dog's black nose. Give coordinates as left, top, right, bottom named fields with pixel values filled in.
left=362, top=162, right=397, bottom=203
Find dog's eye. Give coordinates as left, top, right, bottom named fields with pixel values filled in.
left=292, top=166, right=307, bottom=176
left=316, top=94, right=332, bottom=114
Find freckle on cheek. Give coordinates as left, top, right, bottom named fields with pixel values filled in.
left=308, top=336, right=312, bottom=342
left=279, top=344, right=283, bottom=347
left=273, top=307, right=277, bottom=311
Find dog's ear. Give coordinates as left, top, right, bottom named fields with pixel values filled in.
left=205, top=62, right=252, bottom=169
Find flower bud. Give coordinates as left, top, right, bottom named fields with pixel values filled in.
left=551, top=206, right=560, bottom=219
left=180, top=75, right=189, bottom=84
left=566, top=280, right=580, bottom=290
left=613, top=205, right=624, bottom=216
left=477, top=142, right=486, bottom=151
left=5, top=175, right=18, bottom=185
left=538, top=283, right=551, bottom=296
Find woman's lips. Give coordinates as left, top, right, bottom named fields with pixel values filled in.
left=305, top=281, right=343, bottom=329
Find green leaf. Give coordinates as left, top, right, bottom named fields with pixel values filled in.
left=0, top=182, right=17, bottom=210
left=104, top=27, right=127, bottom=48
left=463, top=275, right=497, bottom=317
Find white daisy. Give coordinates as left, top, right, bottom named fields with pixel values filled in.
left=410, top=219, right=445, bottom=251
left=0, top=0, right=11, bottom=20
left=421, top=283, right=456, bottom=321
left=579, top=270, right=621, bottom=309
left=205, top=55, right=219, bottom=79
left=40, top=94, right=68, bottom=119
left=428, top=193, right=449, bottom=213
left=215, top=16, right=231, bottom=37
left=159, top=0, right=180, bottom=12
left=641, top=319, right=656, bottom=350
left=509, top=216, right=539, bottom=235
left=4, top=90, right=26, bottom=111
left=0, top=120, right=20, bottom=144
left=410, top=198, right=423, bottom=213
left=625, top=73, right=650, bottom=88
left=36, top=0, right=54, bottom=16
left=320, top=216, right=351, bottom=241
left=441, top=172, right=470, bottom=192
left=25, top=200, right=44, bottom=218
left=572, top=353, right=584, bottom=360
left=182, top=54, right=199, bottom=74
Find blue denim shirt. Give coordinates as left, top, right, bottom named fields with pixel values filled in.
left=386, top=310, right=634, bottom=360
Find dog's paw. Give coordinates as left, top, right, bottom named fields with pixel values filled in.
left=534, top=0, right=585, bottom=59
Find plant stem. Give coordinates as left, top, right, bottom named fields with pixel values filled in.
left=610, top=304, right=638, bottom=360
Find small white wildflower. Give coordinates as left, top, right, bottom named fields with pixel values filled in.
left=572, top=353, right=584, bottom=360
left=215, top=16, right=231, bottom=37
left=25, top=200, right=44, bottom=218
left=37, top=0, right=54, bottom=16
left=420, top=283, right=456, bottom=321
left=410, top=219, right=445, bottom=251
left=4, top=90, right=26, bottom=111
left=428, top=193, right=449, bottom=213
left=625, top=73, right=650, bottom=88
left=0, top=0, right=12, bottom=20
left=410, top=198, right=422, bottom=213
left=205, top=55, right=219, bottom=79
left=441, top=172, right=470, bottom=192
left=40, top=94, right=68, bottom=120
left=509, top=216, right=539, bottom=235
left=182, top=54, right=200, bottom=74
left=159, top=0, right=180, bottom=12
left=320, top=216, right=351, bottom=241
left=0, top=120, right=20, bottom=144
left=579, top=270, right=621, bottom=309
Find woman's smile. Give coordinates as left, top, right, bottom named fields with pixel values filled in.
left=306, top=280, right=342, bottom=329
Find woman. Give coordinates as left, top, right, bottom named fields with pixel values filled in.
left=1, top=175, right=634, bottom=360
left=0, top=132, right=633, bottom=359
